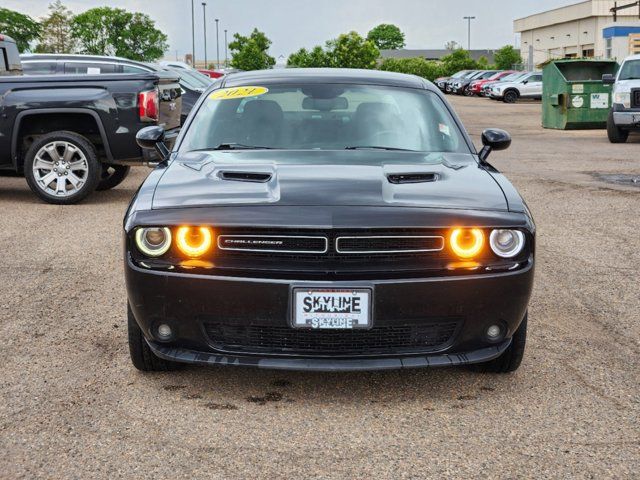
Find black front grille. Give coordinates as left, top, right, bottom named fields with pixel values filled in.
left=336, top=236, right=443, bottom=253
left=218, top=235, right=327, bottom=253
left=632, top=89, right=640, bottom=108
left=204, top=321, right=460, bottom=356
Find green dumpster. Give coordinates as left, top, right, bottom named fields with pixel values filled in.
left=542, top=59, right=619, bottom=130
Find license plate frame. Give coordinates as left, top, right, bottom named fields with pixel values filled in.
left=291, top=287, right=373, bottom=330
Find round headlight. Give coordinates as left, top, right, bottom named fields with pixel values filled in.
left=450, top=228, right=485, bottom=259
left=176, top=226, right=213, bottom=258
left=135, top=227, right=172, bottom=257
left=489, top=229, right=525, bottom=258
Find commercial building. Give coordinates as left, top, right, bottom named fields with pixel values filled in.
left=514, top=0, right=640, bottom=67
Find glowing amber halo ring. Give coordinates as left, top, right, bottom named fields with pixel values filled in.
left=175, top=226, right=214, bottom=258
left=449, top=228, right=484, bottom=259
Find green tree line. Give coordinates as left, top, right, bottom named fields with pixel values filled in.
left=0, top=1, right=167, bottom=61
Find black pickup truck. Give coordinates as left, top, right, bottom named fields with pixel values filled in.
left=0, top=34, right=181, bottom=204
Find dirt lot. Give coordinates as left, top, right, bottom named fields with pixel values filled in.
left=1, top=96, right=638, bottom=479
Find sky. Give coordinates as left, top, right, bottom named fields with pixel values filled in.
left=5, top=0, right=580, bottom=62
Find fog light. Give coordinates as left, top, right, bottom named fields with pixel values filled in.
left=157, top=323, right=172, bottom=340
left=486, top=324, right=502, bottom=340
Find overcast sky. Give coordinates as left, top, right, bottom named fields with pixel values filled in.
left=6, top=0, right=579, bottom=62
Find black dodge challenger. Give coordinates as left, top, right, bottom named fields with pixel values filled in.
left=125, top=69, right=534, bottom=373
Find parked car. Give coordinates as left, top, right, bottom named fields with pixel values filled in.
left=435, top=70, right=473, bottom=93
left=0, top=34, right=21, bottom=76
left=21, top=54, right=210, bottom=124
left=445, top=70, right=482, bottom=93
left=468, top=71, right=516, bottom=96
left=125, top=68, right=534, bottom=374
left=489, top=71, right=543, bottom=103
left=1, top=44, right=182, bottom=204
left=603, top=54, right=640, bottom=143
left=481, top=72, right=528, bottom=97
left=453, top=70, right=500, bottom=96
left=198, top=68, right=224, bottom=79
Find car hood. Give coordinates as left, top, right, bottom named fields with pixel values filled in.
left=151, top=150, right=508, bottom=211
left=615, top=79, right=640, bottom=91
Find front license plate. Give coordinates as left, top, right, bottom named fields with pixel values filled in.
left=292, top=288, right=372, bottom=329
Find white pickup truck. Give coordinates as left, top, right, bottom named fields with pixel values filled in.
left=603, top=54, right=640, bottom=143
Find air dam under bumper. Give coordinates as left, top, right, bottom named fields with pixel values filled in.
left=126, top=258, right=533, bottom=372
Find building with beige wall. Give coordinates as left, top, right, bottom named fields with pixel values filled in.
left=514, top=0, right=640, bottom=67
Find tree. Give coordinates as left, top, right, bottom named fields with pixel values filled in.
left=287, top=46, right=332, bottom=68
left=494, top=45, right=522, bottom=70
left=326, top=32, right=379, bottom=69
left=229, top=28, right=275, bottom=71
left=0, top=8, right=41, bottom=52
left=367, top=24, right=405, bottom=50
left=445, top=40, right=461, bottom=51
left=36, top=1, right=75, bottom=54
left=379, top=57, right=445, bottom=81
left=71, top=7, right=167, bottom=61
left=440, top=48, right=478, bottom=75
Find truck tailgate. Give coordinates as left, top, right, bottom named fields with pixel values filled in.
left=156, top=72, right=182, bottom=130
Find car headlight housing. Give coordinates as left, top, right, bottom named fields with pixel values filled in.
left=449, top=228, right=485, bottom=259
left=135, top=227, right=172, bottom=257
left=614, top=91, right=631, bottom=108
left=489, top=229, right=525, bottom=258
left=175, top=226, right=214, bottom=258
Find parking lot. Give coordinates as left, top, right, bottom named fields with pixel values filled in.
left=0, top=96, right=638, bottom=479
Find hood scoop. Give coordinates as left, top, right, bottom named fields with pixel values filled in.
left=219, top=171, right=273, bottom=183
left=387, top=173, right=439, bottom=184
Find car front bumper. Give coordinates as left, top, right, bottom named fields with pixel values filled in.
left=613, top=111, right=640, bottom=128
left=126, top=256, right=534, bottom=371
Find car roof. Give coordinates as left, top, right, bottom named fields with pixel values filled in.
left=222, top=68, right=432, bottom=90
left=20, top=53, right=152, bottom=68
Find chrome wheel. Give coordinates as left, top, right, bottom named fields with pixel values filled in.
left=32, top=141, right=89, bottom=197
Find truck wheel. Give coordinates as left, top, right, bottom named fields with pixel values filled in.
left=607, top=111, right=629, bottom=144
left=503, top=90, right=519, bottom=104
left=96, top=165, right=131, bottom=191
left=128, top=303, right=181, bottom=372
left=470, top=313, right=527, bottom=373
left=24, top=131, right=101, bottom=205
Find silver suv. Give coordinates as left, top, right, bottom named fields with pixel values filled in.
left=603, top=54, right=640, bottom=143
left=489, top=72, right=543, bottom=103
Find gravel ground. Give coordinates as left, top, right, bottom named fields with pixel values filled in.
left=0, top=96, right=638, bottom=479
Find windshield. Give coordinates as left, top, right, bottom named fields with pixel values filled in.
left=178, top=69, right=213, bottom=88
left=180, top=84, right=469, bottom=153
left=619, top=59, right=640, bottom=80
left=500, top=72, right=525, bottom=82
left=452, top=70, right=468, bottom=78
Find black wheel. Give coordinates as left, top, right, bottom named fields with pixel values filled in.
left=23, top=131, right=101, bottom=205
left=503, top=90, right=519, bottom=104
left=470, top=313, right=528, bottom=373
left=463, top=87, right=474, bottom=97
left=96, top=164, right=131, bottom=191
left=128, top=303, right=181, bottom=372
left=607, top=110, right=629, bottom=144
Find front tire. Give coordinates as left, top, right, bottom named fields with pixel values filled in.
left=503, top=90, right=519, bottom=104
left=607, top=110, right=629, bottom=143
left=24, top=131, right=101, bottom=205
left=471, top=313, right=527, bottom=373
left=96, top=164, right=131, bottom=191
left=128, top=303, right=181, bottom=372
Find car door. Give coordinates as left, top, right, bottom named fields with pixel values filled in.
left=521, top=74, right=543, bottom=98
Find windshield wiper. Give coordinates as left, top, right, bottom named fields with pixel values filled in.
left=345, top=145, right=419, bottom=152
left=189, top=143, right=275, bottom=152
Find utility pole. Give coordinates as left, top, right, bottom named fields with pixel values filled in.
left=202, top=2, right=207, bottom=69
left=224, top=29, right=228, bottom=67
left=215, top=18, right=220, bottom=70
left=191, top=0, right=195, bottom=66
left=463, top=16, right=476, bottom=51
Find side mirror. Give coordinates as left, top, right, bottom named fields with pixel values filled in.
left=136, top=126, right=169, bottom=159
left=602, top=74, right=615, bottom=85
left=522, top=80, right=529, bottom=85
left=479, top=128, right=511, bottom=163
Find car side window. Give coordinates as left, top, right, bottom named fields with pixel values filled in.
left=530, top=75, right=542, bottom=83
left=22, top=61, right=58, bottom=75
left=0, top=48, right=6, bottom=72
left=64, top=62, right=117, bottom=74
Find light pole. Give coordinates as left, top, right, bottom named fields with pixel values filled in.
left=202, top=2, right=207, bottom=69
left=463, top=16, right=476, bottom=51
left=215, top=18, right=220, bottom=70
left=191, top=0, right=195, bottom=66
left=224, top=29, right=228, bottom=67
